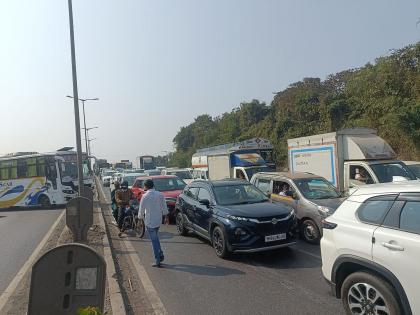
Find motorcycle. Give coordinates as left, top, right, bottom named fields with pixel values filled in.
left=121, top=201, right=145, bottom=238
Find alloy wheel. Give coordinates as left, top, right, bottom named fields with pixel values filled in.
left=213, top=229, right=224, bottom=256
left=347, top=282, right=390, bottom=315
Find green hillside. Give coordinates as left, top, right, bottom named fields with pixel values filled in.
left=170, top=43, right=420, bottom=168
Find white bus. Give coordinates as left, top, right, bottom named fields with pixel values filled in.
left=55, top=149, right=94, bottom=189
left=0, top=153, right=76, bottom=209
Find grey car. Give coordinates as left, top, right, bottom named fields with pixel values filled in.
left=250, top=172, right=345, bottom=243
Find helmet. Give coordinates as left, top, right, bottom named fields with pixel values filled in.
left=114, top=181, right=121, bottom=188
left=121, top=181, right=129, bottom=189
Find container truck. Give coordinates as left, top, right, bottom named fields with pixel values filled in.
left=136, top=155, right=155, bottom=170
left=287, top=128, right=416, bottom=193
left=207, top=151, right=272, bottom=181
left=192, top=138, right=276, bottom=170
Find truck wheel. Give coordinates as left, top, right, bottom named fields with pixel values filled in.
left=341, top=271, right=401, bottom=315
left=300, top=219, right=320, bottom=244
left=38, top=195, right=51, bottom=208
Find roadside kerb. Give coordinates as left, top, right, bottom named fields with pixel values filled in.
left=96, top=204, right=126, bottom=315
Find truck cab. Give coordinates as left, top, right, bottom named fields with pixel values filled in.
left=288, top=128, right=416, bottom=194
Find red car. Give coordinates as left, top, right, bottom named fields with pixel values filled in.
left=131, top=175, right=187, bottom=219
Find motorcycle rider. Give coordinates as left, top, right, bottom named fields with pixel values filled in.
left=111, top=181, right=121, bottom=222
left=115, top=180, right=133, bottom=237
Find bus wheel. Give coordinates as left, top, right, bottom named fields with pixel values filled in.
left=38, top=195, right=51, bottom=208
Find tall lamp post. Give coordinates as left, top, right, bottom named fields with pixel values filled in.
left=67, top=0, right=84, bottom=194
left=67, top=96, right=99, bottom=157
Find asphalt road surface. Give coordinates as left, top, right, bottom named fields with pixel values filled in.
left=124, top=225, right=344, bottom=315
left=0, top=208, right=63, bottom=293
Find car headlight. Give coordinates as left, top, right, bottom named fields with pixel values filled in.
left=227, top=215, right=259, bottom=223
left=317, top=206, right=332, bottom=216
left=63, top=189, right=75, bottom=194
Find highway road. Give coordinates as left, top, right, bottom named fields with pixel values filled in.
left=0, top=208, right=63, bottom=293
left=101, top=183, right=344, bottom=314
left=125, top=224, right=344, bottom=315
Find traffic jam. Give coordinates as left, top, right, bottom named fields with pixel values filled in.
left=99, top=128, right=420, bottom=315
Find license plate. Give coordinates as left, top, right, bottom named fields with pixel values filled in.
left=265, top=233, right=286, bottom=242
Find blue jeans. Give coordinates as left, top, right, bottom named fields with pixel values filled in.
left=146, top=227, right=163, bottom=264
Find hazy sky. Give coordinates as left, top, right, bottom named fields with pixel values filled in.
left=1, top=0, right=419, bottom=163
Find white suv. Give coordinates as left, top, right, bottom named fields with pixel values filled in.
left=321, top=181, right=420, bottom=315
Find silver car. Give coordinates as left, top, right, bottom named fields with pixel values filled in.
left=250, top=172, right=345, bottom=244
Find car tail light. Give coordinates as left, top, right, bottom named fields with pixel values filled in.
left=321, top=219, right=337, bottom=230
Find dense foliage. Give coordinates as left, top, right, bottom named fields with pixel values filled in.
left=170, top=43, right=420, bottom=168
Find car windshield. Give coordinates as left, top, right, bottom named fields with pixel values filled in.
left=293, top=178, right=340, bottom=200
left=370, top=162, right=416, bottom=183
left=407, top=164, right=420, bottom=179
left=172, top=171, right=192, bottom=180
left=122, top=176, right=137, bottom=186
left=153, top=178, right=186, bottom=191
left=213, top=184, right=269, bottom=206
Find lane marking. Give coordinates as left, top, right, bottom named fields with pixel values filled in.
left=0, top=209, right=65, bottom=312
left=293, top=248, right=321, bottom=260
left=98, top=179, right=167, bottom=315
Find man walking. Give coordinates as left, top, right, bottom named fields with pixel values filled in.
left=139, top=179, right=169, bottom=267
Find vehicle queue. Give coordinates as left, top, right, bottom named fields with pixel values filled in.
left=98, top=129, right=419, bottom=315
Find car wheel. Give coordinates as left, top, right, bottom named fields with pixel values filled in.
left=38, top=195, right=51, bottom=208
left=341, top=271, right=401, bottom=315
left=212, top=226, right=230, bottom=258
left=176, top=212, right=188, bottom=236
left=300, top=219, right=320, bottom=244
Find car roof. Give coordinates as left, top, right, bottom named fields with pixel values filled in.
left=190, top=179, right=250, bottom=187
left=252, top=171, right=323, bottom=180
left=404, top=161, right=420, bottom=166
left=135, top=175, right=178, bottom=180
left=349, top=180, right=420, bottom=198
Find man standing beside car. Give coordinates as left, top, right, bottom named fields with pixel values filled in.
left=139, top=179, right=169, bottom=267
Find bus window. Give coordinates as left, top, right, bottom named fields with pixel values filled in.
left=10, top=161, right=17, bottom=179
left=37, top=157, right=46, bottom=177
left=0, top=161, right=10, bottom=180
left=17, top=159, right=27, bottom=178
left=27, top=158, right=37, bottom=177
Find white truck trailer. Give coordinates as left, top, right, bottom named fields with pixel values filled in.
left=287, top=128, right=416, bottom=193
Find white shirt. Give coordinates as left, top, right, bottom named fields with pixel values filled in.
left=139, top=189, right=169, bottom=228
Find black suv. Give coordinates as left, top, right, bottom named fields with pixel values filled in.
left=175, top=179, right=298, bottom=258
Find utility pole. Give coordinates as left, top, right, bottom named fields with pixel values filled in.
left=67, top=0, right=84, bottom=195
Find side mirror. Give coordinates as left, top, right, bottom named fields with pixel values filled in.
left=199, top=199, right=211, bottom=208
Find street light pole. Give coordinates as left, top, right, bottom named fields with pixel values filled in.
left=67, top=0, right=84, bottom=195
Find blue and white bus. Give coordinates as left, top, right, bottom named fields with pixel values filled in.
left=0, top=153, right=76, bottom=209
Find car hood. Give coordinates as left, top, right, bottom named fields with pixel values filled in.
left=160, top=190, right=183, bottom=203
left=308, top=198, right=345, bottom=211
left=218, top=201, right=291, bottom=218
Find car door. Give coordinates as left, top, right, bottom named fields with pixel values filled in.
left=372, top=193, right=420, bottom=314
left=271, top=179, right=298, bottom=211
left=254, top=177, right=271, bottom=195
left=181, top=187, right=199, bottom=228
left=194, top=186, right=214, bottom=237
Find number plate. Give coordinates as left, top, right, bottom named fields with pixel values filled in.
left=265, top=233, right=286, bottom=242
